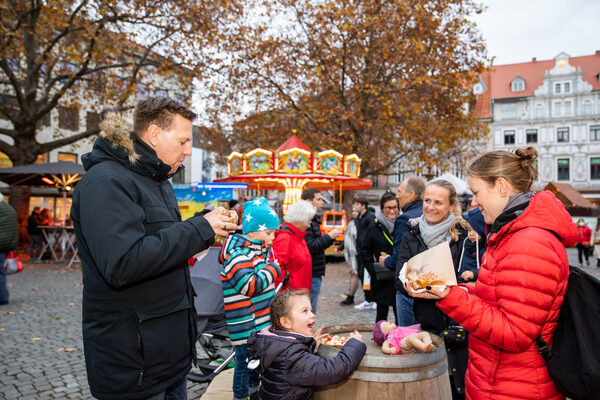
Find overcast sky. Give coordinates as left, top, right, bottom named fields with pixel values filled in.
left=472, top=0, right=599, bottom=65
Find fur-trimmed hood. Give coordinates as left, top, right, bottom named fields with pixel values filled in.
left=81, top=113, right=174, bottom=182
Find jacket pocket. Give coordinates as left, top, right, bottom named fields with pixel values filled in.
left=144, top=205, right=173, bottom=223
left=134, top=293, right=191, bottom=384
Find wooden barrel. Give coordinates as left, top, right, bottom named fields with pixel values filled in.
left=314, top=324, right=452, bottom=400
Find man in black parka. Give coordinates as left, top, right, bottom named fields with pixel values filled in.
left=71, top=97, right=234, bottom=400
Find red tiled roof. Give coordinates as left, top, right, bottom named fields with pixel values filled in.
left=472, top=52, right=600, bottom=117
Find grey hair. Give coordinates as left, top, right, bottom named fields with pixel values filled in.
left=284, top=200, right=316, bottom=225
left=404, top=176, right=425, bottom=199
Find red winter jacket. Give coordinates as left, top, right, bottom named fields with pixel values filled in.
left=437, top=191, right=578, bottom=400
left=577, top=224, right=592, bottom=246
left=272, top=223, right=312, bottom=291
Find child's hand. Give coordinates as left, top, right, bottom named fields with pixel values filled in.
left=381, top=340, right=397, bottom=354
left=349, top=330, right=363, bottom=343
left=461, top=271, right=474, bottom=282
left=313, top=326, right=327, bottom=349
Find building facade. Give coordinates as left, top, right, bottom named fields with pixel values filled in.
left=473, top=51, right=600, bottom=202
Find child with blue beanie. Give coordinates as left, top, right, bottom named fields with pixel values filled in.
left=219, top=197, right=282, bottom=400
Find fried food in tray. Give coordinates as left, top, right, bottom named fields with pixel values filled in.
left=217, top=207, right=238, bottom=224
left=409, top=272, right=447, bottom=291
left=321, top=334, right=350, bottom=348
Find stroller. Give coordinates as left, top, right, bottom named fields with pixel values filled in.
left=187, top=246, right=287, bottom=384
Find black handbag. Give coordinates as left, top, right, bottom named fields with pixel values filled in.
left=373, top=262, right=394, bottom=281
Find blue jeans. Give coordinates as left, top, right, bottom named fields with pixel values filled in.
left=233, top=344, right=260, bottom=400
left=396, top=292, right=415, bottom=326
left=309, top=276, right=322, bottom=313
left=145, top=376, right=187, bottom=400
left=0, top=252, right=8, bottom=304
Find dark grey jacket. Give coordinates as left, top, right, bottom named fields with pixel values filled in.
left=71, top=113, right=215, bottom=400
left=304, top=214, right=334, bottom=277
left=247, top=327, right=366, bottom=400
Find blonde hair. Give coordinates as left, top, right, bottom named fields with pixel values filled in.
left=467, top=147, right=538, bottom=193
left=426, top=179, right=467, bottom=241
left=269, top=289, right=310, bottom=331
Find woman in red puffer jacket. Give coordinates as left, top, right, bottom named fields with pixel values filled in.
left=406, top=147, right=578, bottom=400
left=272, top=200, right=315, bottom=291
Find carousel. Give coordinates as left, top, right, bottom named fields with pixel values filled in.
left=214, top=135, right=372, bottom=213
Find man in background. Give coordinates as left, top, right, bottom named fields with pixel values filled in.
left=379, top=175, right=425, bottom=325
left=353, top=196, right=376, bottom=310
left=301, top=188, right=341, bottom=313
left=0, top=193, right=18, bottom=305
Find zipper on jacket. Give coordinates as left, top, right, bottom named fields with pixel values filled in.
left=137, top=322, right=145, bottom=385
left=138, top=369, right=144, bottom=386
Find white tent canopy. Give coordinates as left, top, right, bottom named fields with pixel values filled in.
left=432, top=173, right=472, bottom=196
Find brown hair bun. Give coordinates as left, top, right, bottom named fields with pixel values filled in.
left=514, top=146, right=538, bottom=170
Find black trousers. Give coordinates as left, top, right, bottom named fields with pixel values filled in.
left=576, top=243, right=590, bottom=264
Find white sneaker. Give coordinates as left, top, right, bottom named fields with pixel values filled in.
left=354, top=301, right=377, bottom=310
left=353, top=301, right=371, bottom=310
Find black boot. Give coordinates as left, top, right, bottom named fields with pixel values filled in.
left=340, top=295, right=354, bottom=305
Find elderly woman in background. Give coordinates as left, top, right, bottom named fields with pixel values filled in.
left=272, top=200, right=315, bottom=291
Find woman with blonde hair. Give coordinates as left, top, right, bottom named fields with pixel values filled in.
left=408, top=147, right=578, bottom=400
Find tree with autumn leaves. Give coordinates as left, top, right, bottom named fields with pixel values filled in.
left=0, top=0, right=241, bottom=166
left=198, top=0, right=490, bottom=178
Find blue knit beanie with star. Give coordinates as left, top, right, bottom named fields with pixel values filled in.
left=242, top=197, right=280, bottom=234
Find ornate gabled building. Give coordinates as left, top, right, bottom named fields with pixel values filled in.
left=472, top=51, right=600, bottom=203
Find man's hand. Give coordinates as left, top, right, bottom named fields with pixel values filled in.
left=202, top=207, right=238, bottom=237
left=328, top=228, right=342, bottom=240
left=461, top=271, right=474, bottom=282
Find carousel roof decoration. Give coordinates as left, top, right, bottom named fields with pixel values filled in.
left=214, top=135, right=371, bottom=212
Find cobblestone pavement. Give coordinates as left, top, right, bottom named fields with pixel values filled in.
left=0, top=248, right=597, bottom=399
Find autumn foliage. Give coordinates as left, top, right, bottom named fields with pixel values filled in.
left=0, top=0, right=242, bottom=166
left=197, top=0, right=490, bottom=177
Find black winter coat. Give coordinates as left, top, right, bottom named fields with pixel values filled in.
left=361, top=218, right=396, bottom=305
left=355, top=209, right=376, bottom=269
left=71, top=114, right=215, bottom=400
left=395, top=220, right=467, bottom=334
left=304, top=214, right=334, bottom=277
left=247, top=328, right=366, bottom=400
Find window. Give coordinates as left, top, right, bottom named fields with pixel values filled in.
left=583, top=100, right=593, bottom=116
left=0, top=151, right=12, bottom=168
left=136, top=82, right=148, bottom=99
left=58, top=106, right=79, bottom=130
left=501, top=103, right=517, bottom=120
left=563, top=101, right=572, bottom=116
left=557, top=159, right=570, bottom=180
left=553, top=101, right=562, bottom=117
left=86, top=112, right=101, bottom=131
left=511, top=78, right=525, bottom=92
left=504, top=130, right=515, bottom=145
left=172, top=167, right=185, bottom=184
left=557, top=127, right=569, bottom=143
left=564, top=82, right=571, bottom=93
left=534, top=104, right=545, bottom=119
left=58, top=152, right=77, bottom=163
left=591, top=158, right=600, bottom=180
left=555, top=83, right=561, bottom=94
left=35, top=153, right=48, bottom=164
left=526, top=129, right=538, bottom=144
left=40, top=112, right=51, bottom=127
left=155, top=89, right=168, bottom=97
left=173, top=93, right=185, bottom=104
left=591, top=125, right=600, bottom=141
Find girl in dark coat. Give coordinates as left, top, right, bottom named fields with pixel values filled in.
left=361, top=192, right=399, bottom=323
left=247, top=290, right=366, bottom=400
